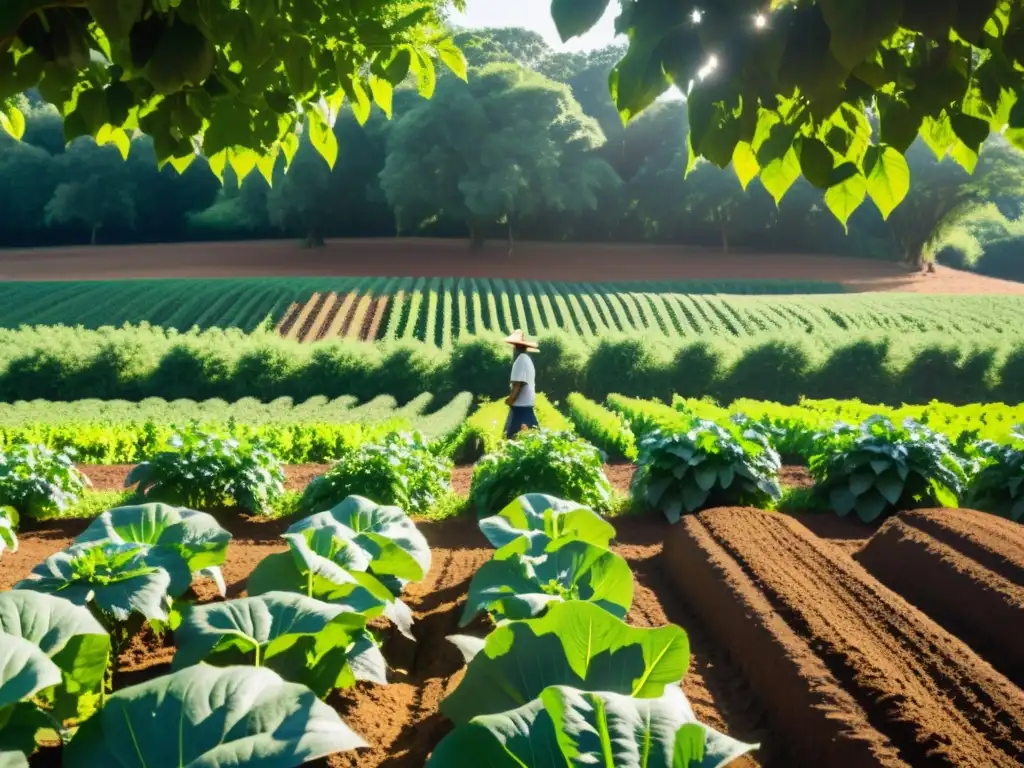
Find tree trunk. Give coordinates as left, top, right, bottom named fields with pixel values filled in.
left=507, top=218, right=514, bottom=256
left=720, top=225, right=730, bottom=254
left=90, top=224, right=98, bottom=246
left=469, top=220, right=485, bottom=251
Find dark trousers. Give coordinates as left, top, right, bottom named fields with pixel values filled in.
left=504, top=406, right=539, bottom=438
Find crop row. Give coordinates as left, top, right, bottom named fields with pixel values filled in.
left=4, top=325, right=1024, bottom=405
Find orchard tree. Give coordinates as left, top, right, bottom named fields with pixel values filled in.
left=2, top=0, right=1023, bottom=227
left=380, top=63, right=620, bottom=252
left=45, top=140, right=136, bottom=243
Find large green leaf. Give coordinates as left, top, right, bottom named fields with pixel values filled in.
left=551, top=0, right=612, bottom=42
left=0, top=591, right=110, bottom=721
left=74, top=503, right=231, bottom=572
left=0, top=633, right=62, bottom=767
left=428, top=685, right=756, bottom=768
left=287, top=495, right=430, bottom=586
left=863, top=144, right=910, bottom=219
left=462, top=538, right=633, bottom=626
left=15, top=543, right=180, bottom=623
left=442, top=602, right=690, bottom=724
left=247, top=546, right=414, bottom=639
left=479, top=494, right=616, bottom=555
left=62, top=664, right=366, bottom=767
left=173, top=591, right=385, bottom=697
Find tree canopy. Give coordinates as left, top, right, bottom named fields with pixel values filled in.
left=0, top=0, right=468, bottom=181
left=2, top=1, right=1023, bottom=225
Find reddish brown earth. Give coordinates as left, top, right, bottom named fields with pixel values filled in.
left=10, top=470, right=1024, bottom=766
left=857, top=508, right=1024, bottom=688
left=2, top=238, right=1021, bottom=293
left=664, top=508, right=1024, bottom=768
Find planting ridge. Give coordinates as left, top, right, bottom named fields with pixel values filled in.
left=857, top=508, right=1024, bottom=688
left=664, top=507, right=1024, bottom=768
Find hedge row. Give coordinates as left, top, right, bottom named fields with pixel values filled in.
left=2, top=325, right=1024, bottom=405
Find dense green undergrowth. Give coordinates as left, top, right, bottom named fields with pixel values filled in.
left=2, top=326, right=1024, bottom=406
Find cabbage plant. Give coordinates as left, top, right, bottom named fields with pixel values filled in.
left=125, top=426, right=285, bottom=515
left=63, top=665, right=366, bottom=767
left=810, top=416, right=968, bottom=523
left=247, top=532, right=414, bottom=639
left=442, top=602, right=690, bottom=724
left=632, top=422, right=782, bottom=523
left=478, top=494, right=615, bottom=556
left=428, top=685, right=756, bottom=768
left=285, top=495, right=430, bottom=594
left=966, top=426, right=1024, bottom=522
left=0, top=506, right=16, bottom=558
left=0, top=592, right=111, bottom=762
left=173, top=592, right=386, bottom=697
left=470, top=431, right=613, bottom=516
left=299, top=432, right=451, bottom=515
left=15, top=541, right=189, bottom=626
left=74, top=503, right=232, bottom=596
left=0, top=444, right=91, bottom=520
left=461, top=538, right=633, bottom=626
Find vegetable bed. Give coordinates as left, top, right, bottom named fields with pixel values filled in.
left=5, top=504, right=1022, bottom=766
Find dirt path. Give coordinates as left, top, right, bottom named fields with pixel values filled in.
left=665, top=508, right=1024, bottom=768
left=1, top=239, right=1021, bottom=293
left=857, top=508, right=1024, bottom=687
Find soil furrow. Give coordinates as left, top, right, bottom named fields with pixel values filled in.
left=363, top=296, right=387, bottom=341
left=667, top=508, right=1024, bottom=768
left=857, top=510, right=1024, bottom=687
left=345, top=295, right=373, bottom=339
left=275, top=302, right=300, bottom=334
left=324, top=292, right=357, bottom=338
left=310, top=293, right=340, bottom=341
left=331, top=519, right=491, bottom=767
left=296, top=293, right=329, bottom=342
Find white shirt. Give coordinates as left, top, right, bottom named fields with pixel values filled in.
left=510, top=353, right=536, bottom=407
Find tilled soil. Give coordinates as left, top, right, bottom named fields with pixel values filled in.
left=10, top=478, right=1024, bottom=766
left=857, top=508, right=1024, bottom=688
left=665, top=507, right=1024, bottom=768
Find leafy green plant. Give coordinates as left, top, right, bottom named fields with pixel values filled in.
left=632, top=423, right=782, bottom=523
left=0, top=444, right=91, bottom=520
left=442, top=601, right=690, bottom=724
left=0, top=505, right=16, bottom=558
left=428, top=684, right=757, bottom=767
left=125, top=426, right=285, bottom=515
left=63, top=664, right=366, bottom=767
left=299, top=432, right=451, bottom=515
left=478, top=493, right=615, bottom=556
left=0, top=592, right=111, bottom=760
left=173, top=592, right=386, bottom=697
left=470, top=430, right=613, bottom=516
left=15, top=541, right=189, bottom=626
left=810, top=416, right=969, bottom=523
left=965, top=426, right=1024, bottom=522
left=247, top=532, right=414, bottom=639
left=461, top=537, right=633, bottom=626
left=286, top=496, right=430, bottom=594
left=73, top=503, right=232, bottom=596
left=566, top=393, right=638, bottom=461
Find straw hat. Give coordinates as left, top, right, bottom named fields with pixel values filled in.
left=503, top=329, right=539, bottom=351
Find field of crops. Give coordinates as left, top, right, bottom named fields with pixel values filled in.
left=1, top=391, right=1022, bottom=765
left=5, top=278, right=1024, bottom=351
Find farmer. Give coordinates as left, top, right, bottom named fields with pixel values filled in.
left=503, top=329, right=539, bottom=439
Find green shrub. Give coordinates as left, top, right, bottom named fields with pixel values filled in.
left=299, top=432, right=451, bottom=516
left=0, top=505, right=17, bottom=555
left=965, top=427, right=1024, bottom=522
left=565, top=393, right=637, bottom=461
left=125, top=426, right=286, bottom=515
left=809, top=416, right=968, bottom=523
left=631, top=422, right=782, bottom=522
left=470, top=430, right=612, bottom=516
left=0, top=444, right=91, bottom=519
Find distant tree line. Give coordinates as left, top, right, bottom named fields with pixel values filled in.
left=2, top=27, right=1024, bottom=278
